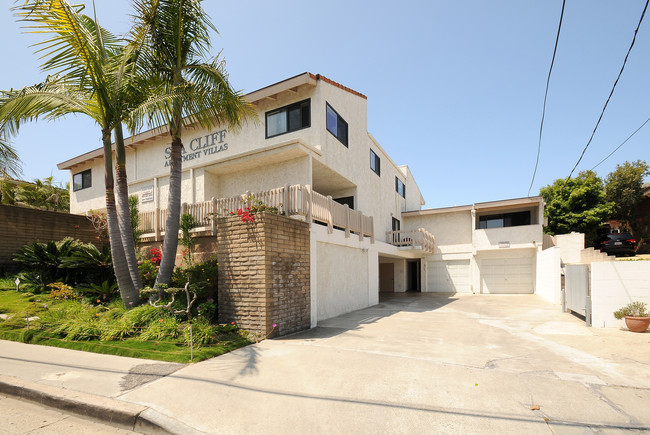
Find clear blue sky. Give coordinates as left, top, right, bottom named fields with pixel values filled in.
left=1, top=0, right=649, bottom=208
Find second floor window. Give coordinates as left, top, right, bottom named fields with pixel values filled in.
left=395, top=177, right=405, bottom=198
left=326, top=103, right=348, bottom=146
left=478, top=211, right=531, bottom=229
left=73, top=169, right=92, bottom=191
left=266, top=99, right=311, bottom=138
left=370, top=149, right=380, bottom=176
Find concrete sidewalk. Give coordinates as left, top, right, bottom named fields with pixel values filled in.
left=1, top=293, right=650, bottom=434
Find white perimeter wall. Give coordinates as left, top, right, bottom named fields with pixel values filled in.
left=310, top=224, right=379, bottom=326
left=536, top=247, right=561, bottom=304
left=591, top=261, right=650, bottom=328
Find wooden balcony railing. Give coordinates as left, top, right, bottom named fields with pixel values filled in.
left=138, top=184, right=374, bottom=243
left=386, top=228, right=435, bottom=253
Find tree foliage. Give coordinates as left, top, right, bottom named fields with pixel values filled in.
left=540, top=170, right=614, bottom=245
left=604, top=160, right=649, bottom=242
left=0, top=177, right=69, bottom=211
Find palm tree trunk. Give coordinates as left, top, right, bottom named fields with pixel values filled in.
left=155, top=133, right=183, bottom=286
left=102, top=129, right=139, bottom=307
left=114, top=124, right=143, bottom=291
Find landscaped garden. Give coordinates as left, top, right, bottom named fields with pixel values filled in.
left=0, top=238, right=251, bottom=363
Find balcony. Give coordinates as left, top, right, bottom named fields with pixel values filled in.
left=386, top=229, right=435, bottom=254
left=137, top=184, right=375, bottom=243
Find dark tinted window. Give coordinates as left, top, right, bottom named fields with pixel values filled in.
left=73, top=169, right=91, bottom=191
left=326, top=103, right=348, bottom=146
left=265, top=99, right=310, bottom=138
left=478, top=211, right=531, bottom=229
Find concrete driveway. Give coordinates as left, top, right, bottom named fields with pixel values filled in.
left=116, top=292, right=650, bottom=434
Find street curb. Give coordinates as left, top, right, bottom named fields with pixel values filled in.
left=0, top=374, right=206, bottom=434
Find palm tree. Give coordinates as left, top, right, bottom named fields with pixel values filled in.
left=131, top=0, right=255, bottom=287
left=0, top=137, right=21, bottom=178
left=0, top=1, right=142, bottom=306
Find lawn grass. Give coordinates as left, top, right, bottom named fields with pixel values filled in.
left=0, top=289, right=47, bottom=316
left=0, top=289, right=251, bottom=363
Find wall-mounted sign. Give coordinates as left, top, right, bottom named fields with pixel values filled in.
left=141, top=186, right=154, bottom=203
left=163, top=128, right=229, bottom=167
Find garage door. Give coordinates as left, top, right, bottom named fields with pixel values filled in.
left=480, top=254, right=534, bottom=294
left=427, top=260, right=471, bottom=293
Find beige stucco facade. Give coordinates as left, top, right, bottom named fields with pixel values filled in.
left=402, top=197, right=545, bottom=295
left=58, top=72, right=548, bottom=322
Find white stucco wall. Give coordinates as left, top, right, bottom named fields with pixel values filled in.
left=554, top=232, right=585, bottom=264
left=309, top=224, right=378, bottom=325
left=403, top=211, right=473, bottom=256
left=536, top=246, right=561, bottom=304
left=68, top=161, right=108, bottom=213
left=473, top=225, right=542, bottom=251
left=591, top=261, right=650, bottom=328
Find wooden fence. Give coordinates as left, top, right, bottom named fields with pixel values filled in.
left=138, top=184, right=375, bottom=243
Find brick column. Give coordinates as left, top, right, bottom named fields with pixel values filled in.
left=217, top=213, right=310, bottom=337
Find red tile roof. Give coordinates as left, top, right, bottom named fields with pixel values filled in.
left=310, top=73, right=367, bottom=100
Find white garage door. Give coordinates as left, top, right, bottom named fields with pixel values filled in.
left=427, top=260, right=471, bottom=293
left=480, top=254, right=534, bottom=294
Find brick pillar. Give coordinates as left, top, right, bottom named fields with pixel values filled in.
left=217, top=213, right=310, bottom=337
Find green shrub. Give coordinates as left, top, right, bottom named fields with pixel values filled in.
left=60, top=244, right=114, bottom=286
left=197, top=301, right=216, bottom=322
left=138, top=259, right=160, bottom=288
left=138, top=317, right=180, bottom=341
left=182, top=318, right=218, bottom=347
left=14, top=239, right=114, bottom=289
left=614, top=301, right=649, bottom=319
left=77, top=280, right=119, bottom=302
left=47, top=282, right=78, bottom=301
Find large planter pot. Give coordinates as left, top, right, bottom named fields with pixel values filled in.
left=624, top=316, right=650, bottom=333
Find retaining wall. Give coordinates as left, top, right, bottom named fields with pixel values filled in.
left=0, top=205, right=98, bottom=274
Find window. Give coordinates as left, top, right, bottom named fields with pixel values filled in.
left=265, top=99, right=310, bottom=138
left=392, top=217, right=401, bottom=231
left=478, top=211, right=531, bottom=229
left=395, top=177, right=405, bottom=198
left=73, top=169, right=92, bottom=191
left=334, top=196, right=354, bottom=210
left=370, top=149, right=380, bottom=176
left=326, top=103, right=348, bottom=146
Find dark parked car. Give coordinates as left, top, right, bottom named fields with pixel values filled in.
left=598, top=233, right=637, bottom=256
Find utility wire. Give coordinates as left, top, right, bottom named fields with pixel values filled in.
left=528, top=0, right=566, bottom=197
left=568, top=0, right=649, bottom=178
left=590, top=115, right=650, bottom=171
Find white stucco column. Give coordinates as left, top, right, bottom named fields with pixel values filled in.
left=190, top=167, right=195, bottom=204
left=153, top=177, right=159, bottom=209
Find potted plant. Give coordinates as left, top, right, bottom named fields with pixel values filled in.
left=613, top=302, right=650, bottom=333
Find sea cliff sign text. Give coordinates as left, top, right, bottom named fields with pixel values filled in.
left=164, top=128, right=229, bottom=167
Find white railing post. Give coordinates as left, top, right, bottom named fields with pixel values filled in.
left=358, top=210, right=364, bottom=241
left=344, top=204, right=350, bottom=238
left=327, top=196, right=334, bottom=234
left=154, top=207, right=160, bottom=242
left=211, top=197, right=217, bottom=235
left=283, top=184, right=289, bottom=216
left=306, top=185, right=313, bottom=223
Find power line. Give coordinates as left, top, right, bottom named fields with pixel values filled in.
left=590, top=115, right=650, bottom=171
left=568, top=0, right=649, bottom=178
left=528, top=0, right=566, bottom=197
